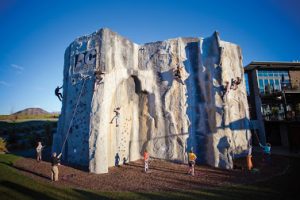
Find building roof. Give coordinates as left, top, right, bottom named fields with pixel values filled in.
left=244, top=61, right=300, bottom=71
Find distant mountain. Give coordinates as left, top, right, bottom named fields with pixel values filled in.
left=13, top=108, right=49, bottom=115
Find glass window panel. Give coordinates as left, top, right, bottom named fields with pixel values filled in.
left=259, top=79, right=264, bottom=88
left=260, top=88, right=264, bottom=93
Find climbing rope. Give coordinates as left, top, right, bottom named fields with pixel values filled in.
left=60, top=77, right=88, bottom=155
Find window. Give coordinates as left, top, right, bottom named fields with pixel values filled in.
left=259, top=79, right=264, bottom=93
left=259, top=79, right=264, bottom=88
left=264, top=79, right=269, bottom=85
left=275, top=79, right=280, bottom=90
left=244, top=74, right=250, bottom=95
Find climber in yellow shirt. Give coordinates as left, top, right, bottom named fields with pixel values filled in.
left=188, top=149, right=197, bottom=176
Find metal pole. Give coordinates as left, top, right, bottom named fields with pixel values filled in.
left=282, top=87, right=287, bottom=120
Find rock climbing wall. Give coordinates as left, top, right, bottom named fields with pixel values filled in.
left=52, top=28, right=250, bottom=174
left=52, top=32, right=99, bottom=165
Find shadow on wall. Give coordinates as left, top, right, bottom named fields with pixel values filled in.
left=217, top=136, right=232, bottom=168
left=183, top=35, right=221, bottom=164
left=182, top=33, right=249, bottom=165
left=183, top=40, right=200, bottom=159
left=217, top=117, right=250, bottom=130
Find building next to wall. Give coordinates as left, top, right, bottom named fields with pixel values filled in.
left=245, top=61, right=300, bottom=152
left=52, top=28, right=251, bottom=174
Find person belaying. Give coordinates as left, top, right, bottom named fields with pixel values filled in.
left=36, top=141, right=45, bottom=162
left=94, top=70, right=105, bottom=84
left=174, top=65, right=185, bottom=85
left=188, top=149, right=197, bottom=176
left=51, top=152, right=62, bottom=181
left=110, top=107, right=120, bottom=127
left=144, top=149, right=150, bottom=173
left=55, top=86, right=63, bottom=101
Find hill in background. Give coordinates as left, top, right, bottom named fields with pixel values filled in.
left=0, top=108, right=60, bottom=121
left=13, top=108, right=49, bottom=116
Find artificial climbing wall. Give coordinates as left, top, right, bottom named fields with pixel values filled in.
left=53, top=28, right=250, bottom=174
left=52, top=32, right=100, bottom=165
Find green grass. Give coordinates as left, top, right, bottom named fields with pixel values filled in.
left=0, top=114, right=59, bottom=121
left=0, top=154, right=298, bottom=200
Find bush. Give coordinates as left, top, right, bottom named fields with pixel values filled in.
left=44, top=123, right=53, bottom=146
left=7, top=128, right=17, bottom=145
left=0, top=137, right=8, bottom=152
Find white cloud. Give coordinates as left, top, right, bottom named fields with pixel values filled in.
left=11, top=64, right=24, bottom=71
left=0, top=81, right=10, bottom=87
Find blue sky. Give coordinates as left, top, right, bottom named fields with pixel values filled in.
left=0, top=0, right=299, bottom=114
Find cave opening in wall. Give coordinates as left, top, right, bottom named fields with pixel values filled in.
left=131, top=75, right=142, bottom=94
left=108, top=76, right=144, bottom=166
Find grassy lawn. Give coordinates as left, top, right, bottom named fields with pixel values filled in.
left=0, top=114, right=59, bottom=121
left=0, top=154, right=298, bottom=200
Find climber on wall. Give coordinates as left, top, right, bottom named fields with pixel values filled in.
left=110, top=107, right=120, bottom=127
left=55, top=86, right=63, bottom=101
left=188, top=149, right=197, bottom=176
left=94, top=70, right=105, bottom=84
left=230, top=77, right=241, bottom=90
left=174, top=65, right=185, bottom=85
left=222, top=77, right=241, bottom=100
left=222, top=81, right=231, bottom=100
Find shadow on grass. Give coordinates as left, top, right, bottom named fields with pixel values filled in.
left=12, top=164, right=50, bottom=180
left=1, top=181, right=57, bottom=200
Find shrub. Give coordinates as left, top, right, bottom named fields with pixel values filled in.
left=0, top=137, right=8, bottom=152
left=7, top=128, right=17, bottom=145
left=44, top=123, right=53, bottom=146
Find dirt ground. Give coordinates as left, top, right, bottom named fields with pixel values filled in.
left=13, top=154, right=289, bottom=192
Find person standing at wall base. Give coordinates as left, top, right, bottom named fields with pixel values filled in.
left=51, top=152, right=62, bottom=181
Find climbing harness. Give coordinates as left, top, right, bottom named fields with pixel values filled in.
left=60, top=76, right=88, bottom=154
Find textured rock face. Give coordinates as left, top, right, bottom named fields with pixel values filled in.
left=52, top=28, right=250, bottom=174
